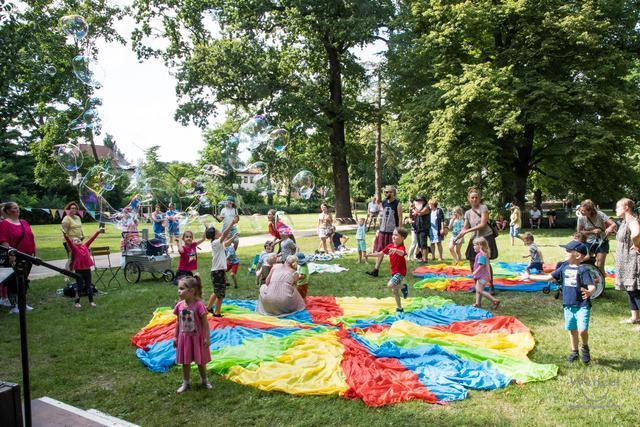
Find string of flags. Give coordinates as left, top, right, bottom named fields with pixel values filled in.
left=22, top=208, right=151, bottom=221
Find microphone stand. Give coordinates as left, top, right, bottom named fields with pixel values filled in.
left=3, top=247, right=79, bottom=427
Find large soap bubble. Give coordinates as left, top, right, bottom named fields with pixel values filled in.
left=269, top=128, right=289, bottom=152
left=248, top=161, right=267, bottom=182
left=224, top=139, right=252, bottom=172
left=53, top=143, right=83, bottom=172
left=59, top=15, right=88, bottom=42
left=292, top=170, right=314, bottom=200
left=69, top=108, right=100, bottom=131
left=238, top=115, right=270, bottom=149
left=82, top=165, right=117, bottom=195
left=202, top=164, right=227, bottom=177
left=72, top=55, right=104, bottom=87
left=43, top=64, right=57, bottom=76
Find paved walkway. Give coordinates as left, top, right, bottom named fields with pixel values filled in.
left=30, top=225, right=358, bottom=280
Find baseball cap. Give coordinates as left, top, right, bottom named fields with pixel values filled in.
left=296, top=253, right=308, bottom=266
left=560, top=240, right=588, bottom=255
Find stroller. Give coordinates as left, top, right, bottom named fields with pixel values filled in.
left=122, top=232, right=175, bottom=284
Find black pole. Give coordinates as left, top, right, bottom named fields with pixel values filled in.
left=14, top=260, right=31, bottom=427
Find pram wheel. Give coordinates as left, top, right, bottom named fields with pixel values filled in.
left=124, top=262, right=141, bottom=284
left=163, top=269, right=174, bottom=283
left=581, top=263, right=605, bottom=300
left=542, top=286, right=550, bottom=294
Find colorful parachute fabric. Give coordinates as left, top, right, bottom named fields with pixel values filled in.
left=133, top=296, right=558, bottom=406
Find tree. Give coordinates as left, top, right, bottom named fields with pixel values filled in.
left=131, top=0, right=394, bottom=218
left=388, top=0, right=640, bottom=207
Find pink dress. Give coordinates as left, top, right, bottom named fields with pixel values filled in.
left=173, top=300, right=211, bottom=365
left=256, top=266, right=306, bottom=317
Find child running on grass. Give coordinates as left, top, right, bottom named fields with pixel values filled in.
left=173, top=275, right=212, bottom=393
left=368, top=227, right=409, bottom=313
left=522, top=232, right=544, bottom=274
left=356, top=217, right=367, bottom=263
left=522, top=240, right=596, bottom=363
left=175, top=229, right=206, bottom=284
left=472, top=237, right=500, bottom=310
left=205, top=216, right=238, bottom=317
left=63, top=227, right=103, bottom=309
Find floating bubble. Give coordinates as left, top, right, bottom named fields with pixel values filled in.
left=276, top=210, right=295, bottom=228
left=227, top=135, right=240, bottom=148
left=292, top=170, right=314, bottom=200
left=224, top=142, right=252, bottom=172
left=69, top=108, right=100, bottom=131
left=269, top=128, right=289, bottom=152
left=249, top=213, right=264, bottom=231
left=199, top=195, right=211, bottom=208
left=43, top=64, right=57, bottom=76
left=71, top=55, right=104, bottom=87
left=59, top=15, right=89, bottom=42
left=248, top=161, right=267, bottom=182
left=53, top=143, right=83, bottom=172
left=238, top=115, right=270, bottom=149
left=81, top=165, right=117, bottom=195
left=202, top=163, right=227, bottom=177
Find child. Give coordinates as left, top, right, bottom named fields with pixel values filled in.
left=173, top=276, right=212, bottom=393
left=522, top=241, right=596, bottom=363
left=448, top=206, right=465, bottom=265
left=258, top=254, right=277, bottom=287
left=330, top=226, right=349, bottom=252
left=509, top=202, right=522, bottom=246
left=63, top=228, right=103, bottom=309
left=225, top=242, right=240, bottom=289
left=279, top=229, right=297, bottom=262
left=152, top=204, right=166, bottom=242
left=368, top=227, right=409, bottom=313
left=205, top=216, right=238, bottom=317
left=522, top=232, right=544, bottom=274
left=296, top=253, right=310, bottom=299
left=471, top=237, right=500, bottom=310
left=255, top=242, right=274, bottom=286
left=175, top=229, right=206, bottom=284
left=355, top=217, right=367, bottom=263
left=496, top=215, right=508, bottom=231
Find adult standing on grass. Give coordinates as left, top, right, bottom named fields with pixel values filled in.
left=61, top=201, right=84, bottom=280
left=614, top=198, right=640, bottom=331
left=367, top=196, right=381, bottom=231
left=454, top=188, right=498, bottom=293
left=165, top=202, right=180, bottom=253
left=317, top=203, right=333, bottom=253
left=0, top=202, right=36, bottom=314
left=509, top=201, right=522, bottom=246
left=577, top=199, right=617, bottom=272
left=427, top=198, right=445, bottom=262
left=367, top=186, right=402, bottom=277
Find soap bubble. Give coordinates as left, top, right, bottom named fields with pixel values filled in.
left=202, top=164, right=227, bottom=177
left=69, top=108, right=100, bottom=131
left=292, top=170, right=314, bottom=200
left=227, top=135, right=240, bottom=148
left=275, top=210, right=295, bottom=228
left=53, top=143, right=83, bottom=172
left=199, top=195, right=211, bottom=208
left=43, top=64, right=57, bottom=76
left=248, top=161, right=267, bottom=182
left=72, top=55, right=104, bottom=87
left=224, top=140, right=252, bottom=172
left=269, top=128, right=289, bottom=152
left=249, top=213, right=264, bottom=231
left=59, top=15, right=88, bottom=42
left=238, top=115, right=270, bottom=148
left=81, top=165, right=117, bottom=195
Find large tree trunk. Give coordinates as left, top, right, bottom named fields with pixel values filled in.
left=374, top=70, right=382, bottom=202
left=513, top=124, right=535, bottom=207
left=325, top=42, right=353, bottom=219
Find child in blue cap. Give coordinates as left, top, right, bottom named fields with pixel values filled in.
left=522, top=240, right=596, bottom=363
left=296, top=253, right=310, bottom=299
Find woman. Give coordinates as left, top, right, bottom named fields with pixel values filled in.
left=151, top=204, right=166, bottom=242
left=577, top=199, right=617, bottom=272
left=428, top=198, right=445, bottom=261
left=256, top=255, right=306, bottom=317
left=367, top=196, right=381, bottom=231
left=367, top=186, right=403, bottom=277
left=454, top=188, right=498, bottom=292
left=61, top=201, right=84, bottom=279
left=165, top=202, right=180, bottom=253
left=0, top=202, right=36, bottom=314
left=317, top=203, right=333, bottom=253
left=614, top=198, right=640, bottom=330
left=547, top=208, right=557, bottom=228
left=215, top=196, right=239, bottom=250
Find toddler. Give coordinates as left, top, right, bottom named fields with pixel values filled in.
left=448, top=206, right=464, bottom=265
left=296, top=253, right=310, bottom=299
left=175, top=230, right=206, bottom=284
left=522, top=232, right=544, bottom=274
left=368, top=227, right=409, bottom=313
left=472, top=237, right=500, bottom=310
left=63, top=228, right=103, bottom=308
left=355, top=218, right=367, bottom=263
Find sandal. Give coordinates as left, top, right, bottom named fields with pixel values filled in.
left=472, top=303, right=480, bottom=308
left=491, top=300, right=501, bottom=310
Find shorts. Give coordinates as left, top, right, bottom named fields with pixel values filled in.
left=417, top=231, right=429, bottom=249
left=388, top=273, right=404, bottom=289
left=357, top=239, right=366, bottom=252
left=587, top=239, right=610, bottom=254
left=509, top=226, right=520, bottom=237
left=167, top=224, right=180, bottom=236
left=564, top=306, right=591, bottom=331
left=210, top=269, right=227, bottom=298
left=526, top=262, right=544, bottom=274
left=318, top=228, right=329, bottom=238
left=227, top=262, right=239, bottom=274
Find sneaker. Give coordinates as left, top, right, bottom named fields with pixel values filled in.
left=396, top=307, right=404, bottom=314
left=207, top=308, right=214, bottom=314
left=0, top=298, right=11, bottom=307
left=202, top=380, right=213, bottom=390
left=9, top=306, right=19, bottom=315
left=176, top=382, right=189, bottom=393
left=567, top=350, right=579, bottom=363
left=401, top=284, right=409, bottom=299
left=366, top=269, right=379, bottom=277
left=25, top=304, right=33, bottom=311
left=619, top=318, right=640, bottom=324
left=580, top=346, right=591, bottom=364
left=74, top=303, right=81, bottom=309
left=90, top=302, right=97, bottom=308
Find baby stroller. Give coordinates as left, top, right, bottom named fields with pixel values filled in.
left=122, top=233, right=174, bottom=284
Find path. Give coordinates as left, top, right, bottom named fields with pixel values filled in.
left=29, top=225, right=358, bottom=280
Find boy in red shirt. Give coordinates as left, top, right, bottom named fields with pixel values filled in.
left=63, top=228, right=103, bottom=308
left=368, top=227, right=409, bottom=313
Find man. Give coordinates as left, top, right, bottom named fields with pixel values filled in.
left=367, top=196, right=381, bottom=231
left=367, top=186, right=403, bottom=277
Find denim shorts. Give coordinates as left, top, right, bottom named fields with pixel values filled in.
left=357, top=239, right=366, bottom=252
left=564, top=306, right=591, bottom=331
left=509, top=226, right=519, bottom=237
left=587, top=239, right=610, bottom=254
left=526, top=262, right=544, bottom=274
left=388, top=273, right=404, bottom=289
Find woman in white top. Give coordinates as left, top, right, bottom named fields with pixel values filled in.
left=317, top=203, right=333, bottom=253
left=215, top=196, right=239, bottom=250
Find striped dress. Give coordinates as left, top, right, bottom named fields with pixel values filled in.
left=256, top=265, right=306, bottom=317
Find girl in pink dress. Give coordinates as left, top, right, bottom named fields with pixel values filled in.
left=173, top=276, right=212, bottom=393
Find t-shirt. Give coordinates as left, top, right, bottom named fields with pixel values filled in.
left=280, top=238, right=296, bottom=261
left=528, top=243, right=542, bottom=263
left=550, top=263, right=594, bottom=308
left=578, top=211, right=609, bottom=243
left=356, top=224, right=366, bottom=240
left=450, top=219, right=464, bottom=238
left=0, top=219, right=36, bottom=255
left=382, top=244, right=407, bottom=276
left=297, top=264, right=309, bottom=286
left=473, top=250, right=491, bottom=281
left=225, top=246, right=240, bottom=265
left=464, top=204, right=492, bottom=238
left=332, top=232, right=344, bottom=250
left=220, top=207, right=238, bottom=232
left=268, top=220, right=285, bottom=240
left=152, top=212, right=165, bottom=234
left=530, top=209, right=541, bottom=219
left=165, top=210, right=179, bottom=230
left=368, top=202, right=380, bottom=213
left=61, top=214, right=83, bottom=240
left=65, top=231, right=100, bottom=270
left=173, top=300, right=207, bottom=335
left=210, top=239, right=227, bottom=271
left=178, top=242, right=198, bottom=271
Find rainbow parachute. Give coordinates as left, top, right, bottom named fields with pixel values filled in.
left=133, top=296, right=557, bottom=406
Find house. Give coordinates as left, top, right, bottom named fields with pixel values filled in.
left=235, top=166, right=263, bottom=191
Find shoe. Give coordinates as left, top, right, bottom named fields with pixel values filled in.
left=0, top=298, right=11, bottom=307
left=580, top=346, right=591, bottom=364
left=567, top=350, right=579, bottom=363
left=25, top=304, right=33, bottom=311
left=401, top=284, right=409, bottom=299
left=202, top=380, right=213, bottom=390
left=9, top=306, right=19, bottom=315
left=207, top=308, right=214, bottom=314
left=366, top=269, right=379, bottom=277
left=75, top=303, right=81, bottom=309
left=90, top=302, right=97, bottom=308
left=396, top=307, right=404, bottom=314
left=619, top=318, right=640, bottom=324
left=213, top=313, right=223, bottom=318
left=176, top=382, right=189, bottom=393
left=491, top=300, right=500, bottom=310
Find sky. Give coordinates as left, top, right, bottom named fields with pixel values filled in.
left=92, top=12, right=385, bottom=165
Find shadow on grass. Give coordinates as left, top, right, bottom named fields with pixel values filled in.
left=595, top=358, right=640, bottom=372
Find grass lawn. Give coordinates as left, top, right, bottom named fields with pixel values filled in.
left=30, top=212, right=366, bottom=261
left=1, top=229, right=636, bottom=426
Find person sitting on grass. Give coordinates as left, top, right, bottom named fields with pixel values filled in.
left=522, top=232, right=544, bottom=274
left=471, top=237, right=500, bottom=310
left=330, top=226, right=349, bottom=252
left=521, top=240, right=596, bottom=363
left=63, top=227, right=103, bottom=309
left=367, top=227, right=409, bottom=314
left=255, top=241, right=275, bottom=286
left=279, top=228, right=297, bottom=262
left=205, top=216, right=238, bottom=317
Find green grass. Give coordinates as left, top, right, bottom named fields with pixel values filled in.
left=1, top=230, right=636, bottom=426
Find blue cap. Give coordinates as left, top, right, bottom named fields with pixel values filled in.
left=560, top=240, right=588, bottom=255
left=296, top=252, right=308, bottom=265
